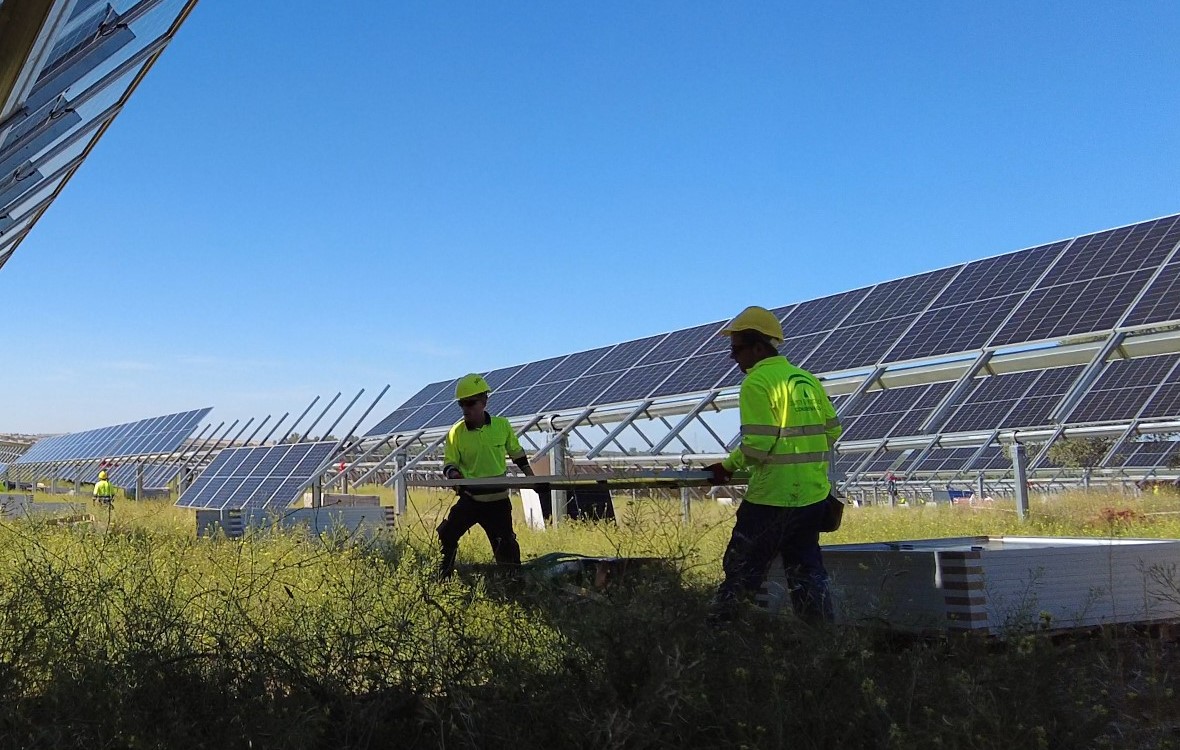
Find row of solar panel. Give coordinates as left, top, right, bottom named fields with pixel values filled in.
left=175, top=442, right=337, bottom=512
left=369, top=215, right=1180, bottom=436
left=14, top=408, right=211, bottom=465
left=837, top=353, right=1180, bottom=443
left=836, top=437, right=1178, bottom=480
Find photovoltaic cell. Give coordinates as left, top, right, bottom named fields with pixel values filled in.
left=841, top=384, right=933, bottom=442
left=931, top=241, right=1067, bottom=306
left=482, top=366, right=525, bottom=391
left=1002, top=366, right=1084, bottom=428
left=1120, top=440, right=1179, bottom=468
left=941, top=371, right=1040, bottom=433
left=585, top=335, right=666, bottom=376
left=1142, top=381, right=1180, bottom=420
left=841, top=267, right=959, bottom=326
left=499, top=381, right=573, bottom=417
left=780, top=289, right=868, bottom=338
left=593, top=364, right=672, bottom=406
left=544, top=371, right=625, bottom=412
left=778, top=333, right=825, bottom=367
left=498, top=357, right=567, bottom=391
left=175, top=442, right=337, bottom=511
left=884, top=296, right=1022, bottom=363
left=1122, top=261, right=1180, bottom=328
left=1068, top=355, right=1180, bottom=424
left=990, top=269, right=1154, bottom=346
left=637, top=322, right=722, bottom=366
left=651, top=353, right=737, bottom=398
left=1039, top=216, right=1180, bottom=286
left=364, top=407, right=420, bottom=438
left=804, top=315, right=918, bottom=374
left=537, top=347, right=613, bottom=384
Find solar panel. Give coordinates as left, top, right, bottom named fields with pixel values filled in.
left=1142, top=380, right=1180, bottom=420
left=1000, top=366, right=1084, bottom=429
left=1122, top=261, right=1180, bottom=328
left=841, top=267, right=960, bottom=327
left=175, top=441, right=337, bottom=511
left=544, top=371, right=626, bottom=412
left=841, top=383, right=947, bottom=442
left=109, top=463, right=179, bottom=491
left=989, top=269, right=1155, bottom=346
left=804, top=315, right=919, bottom=374
left=498, top=357, right=566, bottom=391
left=780, top=289, right=868, bottom=338
left=941, top=372, right=1041, bottom=434
left=779, top=333, right=826, bottom=367
left=1038, top=216, right=1180, bottom=287
left=585, top=335, right=667, bottom=376
left=932, top=241, right=1068, bottom=306
left=884, top=296, right=1022, bottom=363
left=536, top=347, right=613, bottom=384
left=593, top=363, right=673, bottom=407
left=14, top=408, right=211, bottom=465
left=637, top=322, right=723, bottom=366
left=1120, top=440, right=1179, bottom=468
left=1068, top=354, right=1180, bottom=424
left=651, top=353, right=738, bottom=398
left=912, top=447, right=980, bottom=473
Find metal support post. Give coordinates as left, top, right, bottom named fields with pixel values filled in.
left=680, top=485, right=691, bottom=525
left=1011, top=443, right=1029, bottom=520
left=976, top=473, right=985, bottom=501
left=311, top=481, right=322, bottom=508
left=135, top=463, right=143, bottom=502
left=551, top=434, right=568, bottom=527
left=394, top=452, right=408, bottom=516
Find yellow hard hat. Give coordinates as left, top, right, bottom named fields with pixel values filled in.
left=718, top=306, right=784, bottom=344
left=98, top=470, right=108, bottom=480
left=455, top=373, right=492, bottom=401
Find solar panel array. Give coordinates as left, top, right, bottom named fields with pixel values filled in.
left=108, top=463, right=180, bottom=491
left=369, top=214, right=1180, bottom=438
left=13, top=409, right=211, bottom=465
left=0, top=0, right=199, bottom=271
left=176, top=442, right=337, bottom=511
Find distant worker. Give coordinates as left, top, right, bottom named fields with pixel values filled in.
left=705, top=306, right=843, bottom=624
left=93, top=470, right=115, bottom=506
left=437, top=374, right=536, bottom=578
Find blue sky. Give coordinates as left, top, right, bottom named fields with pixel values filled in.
left=4, top=1, right=1179, bottom=434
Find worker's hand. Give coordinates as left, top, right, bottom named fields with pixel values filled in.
left=446, top=468, right=463, bottom=480
left=704, top=462, right=732, bottom=485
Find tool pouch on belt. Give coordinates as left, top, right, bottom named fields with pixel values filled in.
left=817, top=493, right=845, bottom=533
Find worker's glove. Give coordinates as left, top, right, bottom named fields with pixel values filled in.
left=446, top=468, right=463, bottom=480
left=704, top=462, right=732, bottom=485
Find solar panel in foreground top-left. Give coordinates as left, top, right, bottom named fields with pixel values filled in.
left=13, top=408, right=212, bottom=465
left=176, top=442, right=338, bottom=512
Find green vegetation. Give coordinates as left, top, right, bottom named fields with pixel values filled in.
left=0, top=489, right=1177, bottom=748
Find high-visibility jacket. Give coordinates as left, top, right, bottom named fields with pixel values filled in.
left=93, top=479, right=114, bottom=500
left=442, top=413, right=526, bottom=502
left=721, top=355, right=842, bottom=507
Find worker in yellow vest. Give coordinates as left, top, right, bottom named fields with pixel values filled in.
left=437, top=373, right=537, bottom=578
left=705, top=306, right=843, bottom=624
left=93, top=470, right=115, bottom=506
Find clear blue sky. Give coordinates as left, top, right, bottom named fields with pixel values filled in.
left=4, top=1, right=1179, bottom=434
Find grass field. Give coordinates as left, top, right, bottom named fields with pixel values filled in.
left=1, top=488, right=1178, bottom=748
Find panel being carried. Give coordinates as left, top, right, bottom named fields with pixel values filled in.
left=175, top=441, right=337, bottom=512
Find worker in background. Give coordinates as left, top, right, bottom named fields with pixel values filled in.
left=437, top=373, right=536, bottom=578
left=93, top=470, right=115, bottom=506
left=705, top=306, right=843, bottom=624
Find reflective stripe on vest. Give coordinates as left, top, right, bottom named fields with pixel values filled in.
left=738, top=445, right=830, bottom=464
left=740, top=417, right=840, bottom=438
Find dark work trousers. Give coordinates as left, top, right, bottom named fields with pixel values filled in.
left=437, top=495, right=521, bottom=578
left=712, top=498, right=833, bottom=624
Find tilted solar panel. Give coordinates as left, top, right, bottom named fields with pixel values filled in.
left=1068, top=354, right=1180, bottom=424
left=1123, top=261, right=1180, bottom=328
left=175, top=442, right=337, bottom=512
